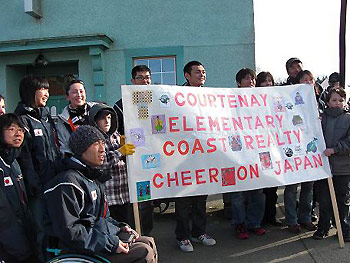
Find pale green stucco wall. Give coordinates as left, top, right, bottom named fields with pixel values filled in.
left=0, top=0, right=255, bottom=109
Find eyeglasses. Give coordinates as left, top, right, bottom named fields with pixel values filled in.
left=4, top=127, right=26, bottom=134
left=134, top=75, right=151, bottom=81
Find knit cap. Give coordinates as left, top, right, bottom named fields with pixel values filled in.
left=69, top=125, right=105, bottom=156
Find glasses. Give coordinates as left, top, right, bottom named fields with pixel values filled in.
left=4, top=127, right=26, bottom=134
left=134, top=75, right=151, bottom=81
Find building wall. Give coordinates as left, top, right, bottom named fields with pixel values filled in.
left=0, top=0, right=255, bottom=111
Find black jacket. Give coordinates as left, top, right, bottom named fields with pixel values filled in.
left=322, top=107, right=350, bottom=175
left=0, top=148, right=36, bottom=261
left=43, top=157, right=121, bottom=255
left=113, top=99, right=124, bottom=135
left=14, top=103, right=61, bottom=195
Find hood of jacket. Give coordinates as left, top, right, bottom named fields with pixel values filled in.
left=0, top=147, right=22, bottom=166
left=58, top=156, right=105, bottom=181
left=14, top=102, right=49, bottom=121
left=88, top=104, right=118, bottom=136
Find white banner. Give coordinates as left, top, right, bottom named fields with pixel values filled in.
left=122, top=84, right=331, bottom=203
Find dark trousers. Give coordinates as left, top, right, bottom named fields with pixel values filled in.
left=315, top=176, right=350, bottom=236
left=105, top=236, right=157, bottom=263
left=175, top=195, right=207, bottom=240
left=109, top=202, right=154, bottom=235
left=263, top=187, right=278, bottom=222
left=109, top=203, right=134, bottom=227
left=29, top=196, right=45, bottom=262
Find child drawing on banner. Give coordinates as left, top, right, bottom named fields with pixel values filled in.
left=273, top=97, right=286, bottom=112
left=228, top=135, right=242, bottom=151
left=295, top=92, right=305, bottom=105
left=221, top=168, right=235, bottom=186
left=141, top=153, right=161, bottom=169
left=129, top=128, right=146, bottom=147
left=151, top=115, right=166, bottom=134
left=137, top=181, right=151, bottom=201
left=259, top=151, right=273, bottom=170
left=159, top=93, right=171, bottom=108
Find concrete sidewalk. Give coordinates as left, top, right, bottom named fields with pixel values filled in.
left=150, top=193, right=349, bottom=263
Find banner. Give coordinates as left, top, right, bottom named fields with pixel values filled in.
left=122, top=84, right=331, bottom=203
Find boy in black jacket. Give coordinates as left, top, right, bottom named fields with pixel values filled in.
left=44, top=125, right=157, bottom=262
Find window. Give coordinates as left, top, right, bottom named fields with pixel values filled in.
left=133, top=57, right=176, bottom=85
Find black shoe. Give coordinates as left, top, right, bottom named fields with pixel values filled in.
left=300, top=222, right=317, bottom=231
left=312, top=229, right=329, bottom=240
left=268, top=219, right=283, bottom=226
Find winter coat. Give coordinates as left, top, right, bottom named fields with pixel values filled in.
left=0, top=148, right=36, bottom=261
left=43, top=156, right=121, bottom=255
left=89, top=104, right=129, bottom=205
left=56, top=102, right=97, bottom=155
left=14, top=103, right=61, bottom=194
left=113, top=99, right=124, bottom=135
left=322, top=107, right=350, bottom=175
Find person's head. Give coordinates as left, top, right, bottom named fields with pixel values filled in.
left=297, top=70, right=315, bottom=85
left=89, top=104, right=117, bottom=134
left=256, top=71, right=275, bottom=87
left=297, top=70, right=321, bottom=94
left=19, top=75, right=50, bottom=108
left=0, top=94, right=6, bottom=115
left=0, top=113, right=25, bottom=149
left=65, top=79, right=86, bottom=109
left=131, top=65, right=152, bottom=85
left=95, top=111, right=111, bottom=133
left=286, top=57, right=303, bottom=79
left=326, top=87, right=346, bottom=109
left=328, top=72, right=340, bottom=88
left=236, top=68, right=256, bottom=88
left=183, top=61, right=206, bottom=87
left=69, top=125, right=106, bottom=167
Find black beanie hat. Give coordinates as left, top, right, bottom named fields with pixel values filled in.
left=69, top=125, right=105, bottom=157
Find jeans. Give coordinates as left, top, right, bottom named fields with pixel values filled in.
left=175, top=195, right=207, bottom=240
left=284, top=182, right=313, bottom=225
left=231, top=189, right=265, bottom=229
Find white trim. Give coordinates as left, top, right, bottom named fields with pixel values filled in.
left=27, top=114, right=42, bottom=124
left=0, top=156, right=10, bottom=168
left=44, top=182, right=85, bottom=214
left=70, top=157, right=86, bottom=167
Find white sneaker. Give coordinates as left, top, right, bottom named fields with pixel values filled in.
left=177, top=239, right=194, bottom=252
left=192, top=234, right=216, bottom=246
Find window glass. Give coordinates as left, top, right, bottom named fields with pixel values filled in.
left=162, top=72, right=176, bottom=85
left=162, top=58, right=175, bottom=72
left=149, top=59, right=161, bottom=72
left=151, top=73, right=162, bottom=84
left=133, top=57, right=176, bottom=85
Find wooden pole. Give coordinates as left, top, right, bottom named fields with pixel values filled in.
left=133, top=202, right=142, bottom=234
left=327, top=177, right=345, bottom=248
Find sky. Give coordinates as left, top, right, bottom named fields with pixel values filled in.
left=254, top=0, right=341, bottom=83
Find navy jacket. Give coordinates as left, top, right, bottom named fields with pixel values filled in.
left=14, top=103, right=61, bottom=195
left=43, top=157, right=120, bottom=255
left=0, top=148, right=36, bottom=261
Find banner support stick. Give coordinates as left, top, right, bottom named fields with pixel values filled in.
left=327, top=177, right=345, bottom=248
left=133, top=202, right=142, bottom=234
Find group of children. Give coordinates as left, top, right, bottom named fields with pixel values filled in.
left=0, top=57, right=350, bottom=263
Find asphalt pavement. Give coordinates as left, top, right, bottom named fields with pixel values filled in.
left=150, top=189, right=349, bottom=263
